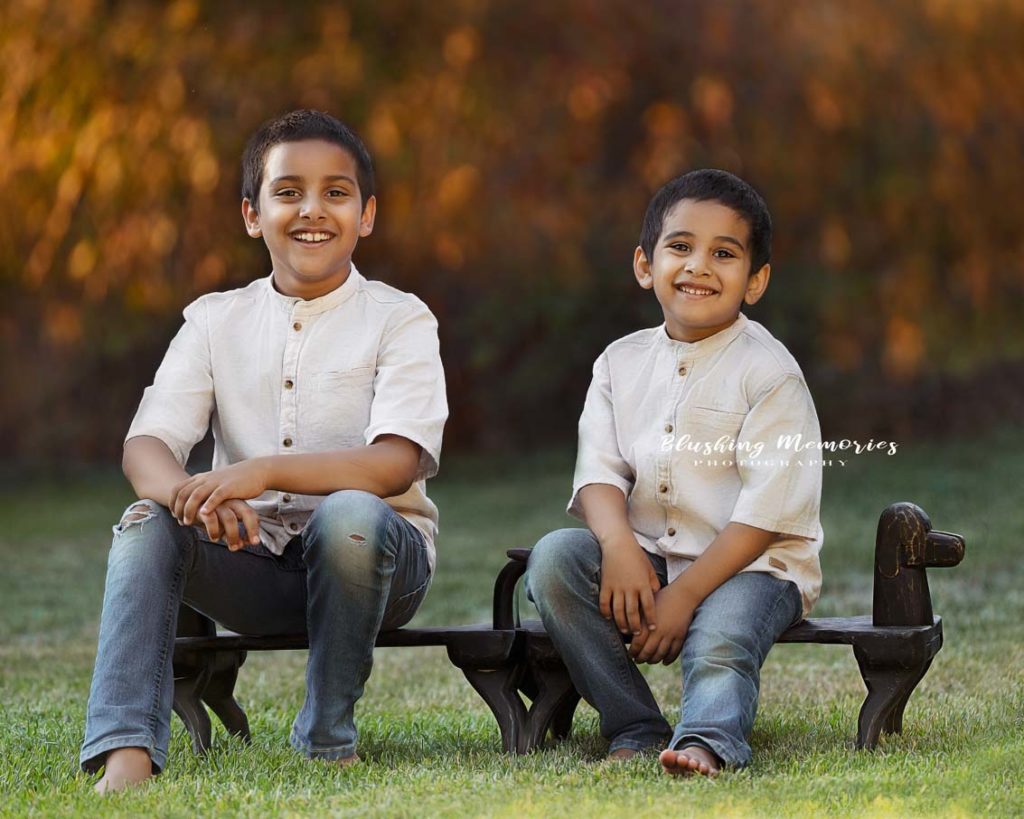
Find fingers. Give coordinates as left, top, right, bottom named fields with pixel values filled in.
left=640, top=587, right=657, bottom=631
left=612, top=592, right=630, bottom=634
left=662, top=638, right=684, bottom=666
left=234, top=501, right=261, bottom=546
left=629, top=624, right=647, bottom=657
left=199, top=486, right=227, bottom=519
left=599, top=583, right=612, bottom=620
left=216, top=504, right=242, bottom=550
left=181, top=483, right=214, bottom=525
left=625, top=591, right=643, bottom=636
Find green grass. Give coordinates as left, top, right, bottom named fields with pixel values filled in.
left=1, top=433, right=1022, bottom=817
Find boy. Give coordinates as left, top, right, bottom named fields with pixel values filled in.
left=81, top=110, right=447, bottom=792
left=526, top=169, right=822, bottom=777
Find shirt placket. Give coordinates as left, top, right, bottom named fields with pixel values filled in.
left=279, top=302, right=309, bottom=535
left=657, top=354, right=691, bottom=545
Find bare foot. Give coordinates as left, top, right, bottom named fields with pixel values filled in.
left=659, top=745, right=721, bottom=778
left=606, top=748, right=640, bottom=761
left=333, top=753, right=360, bottom=768
left=93, top=747, right=153, bottom=794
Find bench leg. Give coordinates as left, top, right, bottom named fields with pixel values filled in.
left=883, top=659, right=931, bottom=736
left=518, top=660, right=580, bottom=751
left=202, top=652, right=251, bottom=744
left=173, top=663, right=214, bottom=755
left=458, top=665, right=529, bottom=754
left=854, top=647, right=932, bottom=749
left=550, top=691, right=581, bottom=741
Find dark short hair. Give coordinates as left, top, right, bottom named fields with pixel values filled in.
left=240, top=109, right=375, bottom=212
left=639, top=169, right=772, bottom=275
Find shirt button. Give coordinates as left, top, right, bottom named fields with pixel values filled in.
left=678, top=364, right=687, bottom=376
left=293, top=321, right=302, bottom=331
left=667, top=527, right=676, bottom=537
left=289, top=522, right=300, bottom=532
left=283, top=437, right=293, bottom=447
left=664, top=424, right=673, bottom=433
left=282, top=494, right=292, bottom=503
left=284, top=379, right=294, bottom=389
left=659, top=484, right=668, bottom=493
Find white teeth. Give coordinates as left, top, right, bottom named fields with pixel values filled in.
left=294, top=232, right=332, bottom=243
left=676, top=284, right=715, bottom=295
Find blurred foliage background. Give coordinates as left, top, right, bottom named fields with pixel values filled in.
left=1, top=0, right=1023, bottom=464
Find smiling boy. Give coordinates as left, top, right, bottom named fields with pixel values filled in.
left=526, top=169, right=823, bottom=776
left=80, top=110, right=447, bottom=792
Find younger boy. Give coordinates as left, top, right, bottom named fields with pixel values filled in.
left=527, top=169, right=822, bottom=776
left=81, top=110, right=447, bottom=792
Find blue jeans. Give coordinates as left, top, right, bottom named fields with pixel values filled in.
left=80, top=490, right=431, bottom=773
left=526, top=528, right=802, bottom=767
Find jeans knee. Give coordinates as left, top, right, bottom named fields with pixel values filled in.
left=527, top=528, right=600, bottom=608
left=108, top=500, right=192, bottom=572
left=682, top=628, right=761, bottom=678
left=303, top=491, right=393, bottom=572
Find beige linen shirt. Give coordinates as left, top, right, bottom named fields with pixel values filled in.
left=571, top=313, right=823, bottom=615
left=127, top=266, right=448, bottom=571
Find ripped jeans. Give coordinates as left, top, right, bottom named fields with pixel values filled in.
left=80, top=490, right=431, bottom=773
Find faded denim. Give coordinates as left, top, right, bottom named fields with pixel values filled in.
left=526, top=528, right=801, bottom=766
left=80, top=489, right=431, bottom=773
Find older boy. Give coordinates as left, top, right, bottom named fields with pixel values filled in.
left=81, top=110, right=447, bottom=792
left=527, top=169, right=822, bottom=776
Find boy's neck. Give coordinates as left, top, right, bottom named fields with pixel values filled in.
left=665, top=313, right=743, bottom=343
left=271, top=264, right=353, bottom=301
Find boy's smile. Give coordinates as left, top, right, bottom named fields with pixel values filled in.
left=634, top=198, right=770, bottom=342
left=242, top=139, right=376, bottom=300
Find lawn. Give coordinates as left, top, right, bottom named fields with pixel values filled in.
left=1, top=431, right=1022, bottom=817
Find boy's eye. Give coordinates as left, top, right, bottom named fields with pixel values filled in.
left=714, top=249, right=736, bottom=258
left=669, top=242, right=690, bottom=252
left=326, top=189, right=349, bottom=198
left=275, top=189, right=300, bottom=198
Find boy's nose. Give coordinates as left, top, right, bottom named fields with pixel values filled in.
left=684, top=256, right=710, bottom=276
left=299, top=198, right=325, bottom=220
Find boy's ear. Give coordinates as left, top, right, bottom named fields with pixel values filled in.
left=633, top=246, right=654, bottom=290
left=359, top=195, right=377, bottom=237
left=744, top=263, right=771, bottom=305
left=241, top=198, right=262, bottom=238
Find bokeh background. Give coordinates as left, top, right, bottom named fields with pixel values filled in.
left=2, top=0, right=1023, bottom=465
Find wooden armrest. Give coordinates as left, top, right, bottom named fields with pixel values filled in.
left=491, top=549, right=533, bottom=629
left=873, top=502, right=965, bottom=627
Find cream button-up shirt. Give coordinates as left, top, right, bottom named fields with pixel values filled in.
left=126, top=266, right=448, bottom=571
left=571, top=314, right=823, bottom=615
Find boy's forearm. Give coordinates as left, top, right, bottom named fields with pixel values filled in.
left=667, top=522, right=776, bottom=606
left=261, top=435, right=421, bottom=499
left=577, top=484, right=639, bottom=550
left=122, top=436, right=190, bottom=506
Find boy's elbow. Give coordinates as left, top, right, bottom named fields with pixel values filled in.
left=373, top=437, right=422, bottom=497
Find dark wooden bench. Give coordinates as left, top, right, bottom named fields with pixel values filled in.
left=172, top=501, right=963, bottom=756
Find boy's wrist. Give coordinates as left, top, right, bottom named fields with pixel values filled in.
left=663, top=576, right=703, bottom=608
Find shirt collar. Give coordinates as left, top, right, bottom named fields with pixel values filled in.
left=657, top=312, right=749, bottom=358
left=264, top=264, right=363, bottom=315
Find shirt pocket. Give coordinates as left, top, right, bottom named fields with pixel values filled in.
left=686, top=406, right=746, bottom=440
left=303, top=367, right=376, bottom=448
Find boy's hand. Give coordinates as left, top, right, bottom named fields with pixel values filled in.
left=171, top=459, right=270, bottom=538
left=202, top=498, right=262, bottom=551
left=629, top=583, right=698, bottom=665
left=599, top=539, right=661, bottom=636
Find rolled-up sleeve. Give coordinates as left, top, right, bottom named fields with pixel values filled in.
left=729, top=375, right=822, bottom=538
left=125, top=299, right=214, bottom=466
left=568, top=352, right=635, bottom=519
left=363, top=301, right=448, bottom=479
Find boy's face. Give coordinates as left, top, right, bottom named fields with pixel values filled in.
left=634, top=198, right=769, bottom=342
left=242, top=139, right=375, bottom=300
